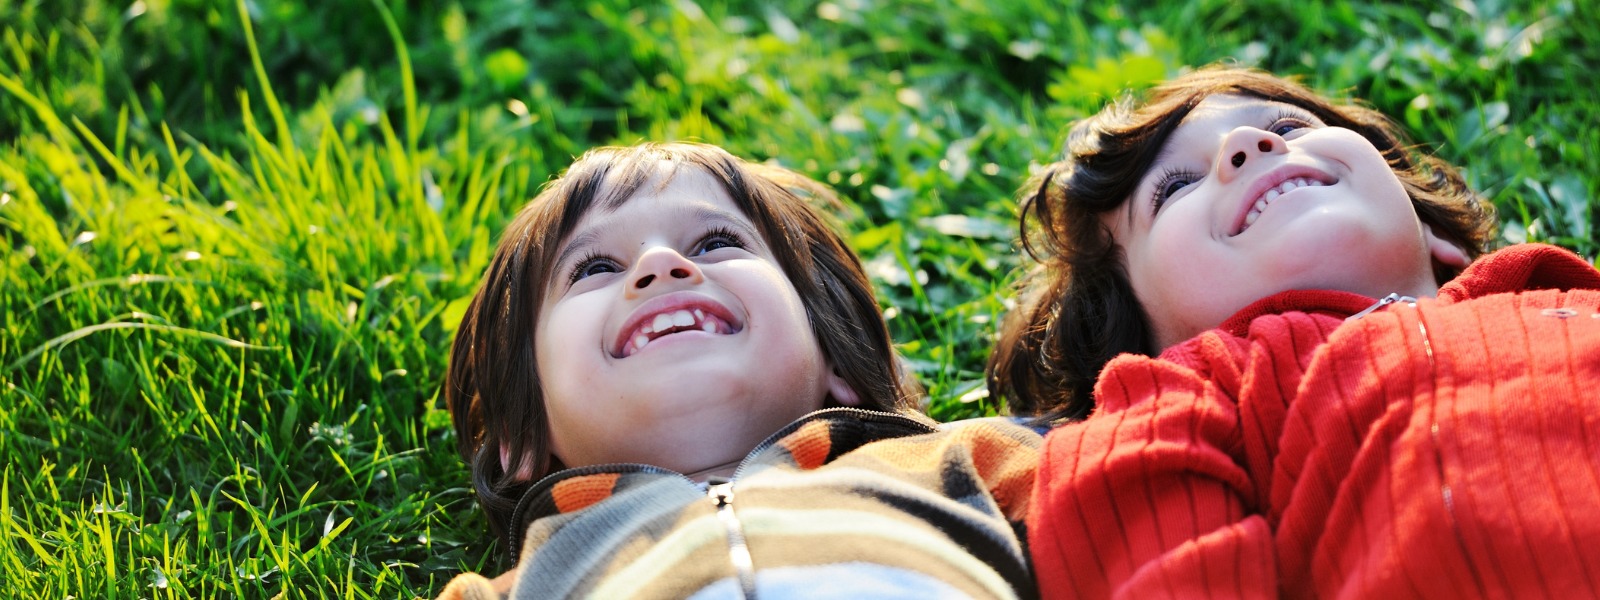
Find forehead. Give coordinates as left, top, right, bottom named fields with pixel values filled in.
left=558, top=161, right=726, bottom=231
left=557, top=164, right=762, bottom=260
left=583, top=163, right=742, bottom=222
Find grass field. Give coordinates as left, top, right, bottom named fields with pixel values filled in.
left=2, top=0, right=1596, bottom=596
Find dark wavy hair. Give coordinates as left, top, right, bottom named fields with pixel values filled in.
left=446, top=142, right=919, bottom=544
left=988, top=66, right=1497, bottom=424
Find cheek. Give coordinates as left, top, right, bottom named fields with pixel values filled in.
left=1131, top=238, right=1215, bottom=311
left=739, top=265, right=828, bottom=371
left=1125, top=213, right=1251, bottom=340
left=733, top=261, right=812, bottom=319
left=1321, top=129, right=1409, bottom=198
left=533, top=303, right=599, bottom=387
left=1368, top=170, right=1412, bottom=210
left=1134, top=212, right=1223, bottom=292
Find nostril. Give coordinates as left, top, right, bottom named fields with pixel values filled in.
left=635, top=274, right=655, bottom=289
left=1231, top=152, right=1246, bottom=168
left=670, top=268, right=690, bottom=279
left=1258, top=140, right=1273, bottom=152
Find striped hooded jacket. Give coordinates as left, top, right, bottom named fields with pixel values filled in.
left=439, top=407, right=1042, bottom=599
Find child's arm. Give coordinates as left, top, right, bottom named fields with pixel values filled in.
left=1028, top=353, right=1278, bottom=599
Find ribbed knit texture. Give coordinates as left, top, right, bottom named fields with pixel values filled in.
left=1029, top=244, right=1600, bottom=599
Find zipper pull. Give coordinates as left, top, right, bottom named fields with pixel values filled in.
left=1346, top=293, right=1417, bottom=321
left=708, top=481, right=758, bottom=598
left=709, top=480, right=735, bottom=508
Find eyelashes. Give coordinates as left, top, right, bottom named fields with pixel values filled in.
left=1268, top=109, right=1317, bottom=136
left=696, top=226, right=746, bottom=254
left=565, top=226, right=749, bottom=285
left=1150, top=166, right=1200, bottom=214
left=568, top=250, right=619, bottom=284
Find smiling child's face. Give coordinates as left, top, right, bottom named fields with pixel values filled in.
left=533, top=163, right=850, bottom=476
left=1105, top=94, right=1470, bottom=349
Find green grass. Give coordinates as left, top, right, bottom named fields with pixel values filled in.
left=2, top=0, right=1596, bottom=596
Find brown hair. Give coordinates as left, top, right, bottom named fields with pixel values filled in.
left=445, top=142, right=917, bottom=543
left=988, top=66, right=1496, bottom=423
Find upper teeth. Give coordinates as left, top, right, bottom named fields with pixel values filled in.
left=1241, top=177, right=1324, bottom=232
left=627, top=308, right=726, bottom=356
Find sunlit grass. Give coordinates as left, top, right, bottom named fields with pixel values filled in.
left=2, top=0, right=1595, bottom=596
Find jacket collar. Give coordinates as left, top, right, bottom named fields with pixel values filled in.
left=501, top=407, right=936, bottom=562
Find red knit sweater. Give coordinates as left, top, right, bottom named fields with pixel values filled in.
left=1028, top=244, right=1600, bottom=599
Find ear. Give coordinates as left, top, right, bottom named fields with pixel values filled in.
left=499, top=443, right=535, bottom=483
left=1425, top=224, right=1472, bottom=269
left=826, top=367, right=861, bottom=406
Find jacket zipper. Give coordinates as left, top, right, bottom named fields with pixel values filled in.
left=506, top=409, right=937, bottom=567
left=708, top=481, right=758, bottom=599
left=706, top=408, right=932, bottom=598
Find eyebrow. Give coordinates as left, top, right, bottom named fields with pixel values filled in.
left=551, top=203, right=760, bottom=276
left=552, top=229, right=601, bottom=276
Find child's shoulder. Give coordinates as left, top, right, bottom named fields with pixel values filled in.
left=842, top=414, right=1042, bottom=470
left=1438, top=243, right=1600, bottom=302
left=941, top=416, right=1047, bottom=448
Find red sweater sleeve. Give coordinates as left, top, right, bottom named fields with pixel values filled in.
left=1029, top=308, right=1348, bottom=599
left=1028, top=354, right=1276, bottom=598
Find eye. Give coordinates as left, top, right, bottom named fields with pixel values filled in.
left=1150, top=167, right=1200, bottom=214
left=1268, top=110, right=1318, bottom=137
left=569, top=253, right=621, bottom=283
left=694, top=226, right=747, bottom=256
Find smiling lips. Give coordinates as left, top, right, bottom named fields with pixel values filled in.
left=616, top=305, right=738, bottom=358
left=1232, top=168, right=1338, bottom=236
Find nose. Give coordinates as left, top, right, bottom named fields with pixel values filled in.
left=1215, top=126, right=1287, bottom=184
left=625, top=246, right=704, bottom=298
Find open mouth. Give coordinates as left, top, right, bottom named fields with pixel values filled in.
left=1232, top=170, right=1338, bottom=236
left=614, top=303, right=739, bottom=358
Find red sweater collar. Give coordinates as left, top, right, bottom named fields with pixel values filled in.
left=1215, top=244, right=1599, bottom=338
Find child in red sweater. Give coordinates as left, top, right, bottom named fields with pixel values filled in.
left=990, top=66, right=1600, bottom=598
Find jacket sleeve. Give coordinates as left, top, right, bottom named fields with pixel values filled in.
left=1027, top=354, right=1277, bottom=599
left=435, top=571, right=510, bottom=600
left=937, top=417, right=1044, bottom=524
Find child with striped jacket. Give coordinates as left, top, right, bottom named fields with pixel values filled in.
left=439, top=142, right=1041, bottom=599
